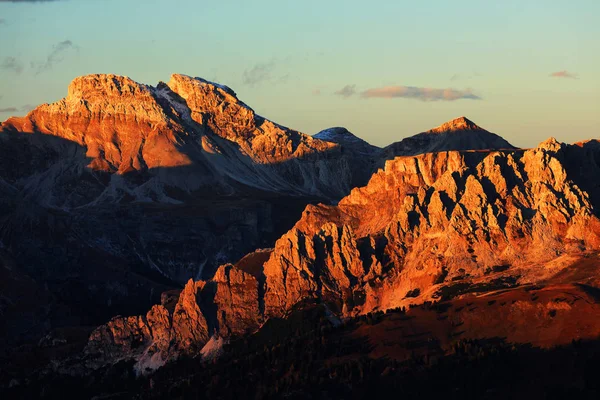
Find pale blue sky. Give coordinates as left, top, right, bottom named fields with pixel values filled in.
left=0, top=0, right=598, bottom=147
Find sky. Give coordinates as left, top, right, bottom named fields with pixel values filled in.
left=0, top=0, right=598, bottom=148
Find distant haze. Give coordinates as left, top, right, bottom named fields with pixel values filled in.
left=0, top=0, right=598, bottom=148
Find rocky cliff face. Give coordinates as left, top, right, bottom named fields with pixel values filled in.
left=0, top=74, right=369, bottom=346
left=272, top=139, right=600, bottom=314
left=3, top=72, right=599, bottom=381
left=82, top=137, right=600, bottom=370
left=85, top=264, right=263, bottom=373
left=0, top=74, right=359, bottom=203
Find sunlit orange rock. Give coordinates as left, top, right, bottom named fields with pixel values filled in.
left=85, top=136, right=600, bottom=370
left=0, top=74, right=364, bottom=199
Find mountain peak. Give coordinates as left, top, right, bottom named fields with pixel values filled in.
left=427, top=116, right=484, bottom=134
left=537, top=137, right=563, bottom=153
left=383, top=116, right=515, bottom=159
left=66, top=74, right=154, bottom=102
left=314, top=127, right=354, bottom=139
left=168, top=74, right=238, bottom=98
left=314, top=127, right=380, bottom=154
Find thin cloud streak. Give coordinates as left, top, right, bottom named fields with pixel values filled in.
left=1, top=57, right=24, bottom=74
left=0, top=104, right=36, bottom=113
left=242, top=61, right=275, bottom=86
left=360, top=86, right=481, bottom=101
left=32, top=40, right=78, bottom=75
left=20, top=104, right=36, bottom=112
left=550, top=70, right=578, bottom=79
left=334, top=84, right=356, bottom=98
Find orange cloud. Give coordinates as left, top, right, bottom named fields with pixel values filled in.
left=550, top=70, right=578, bottom=79
left=360, top=86, right=481, bottom=101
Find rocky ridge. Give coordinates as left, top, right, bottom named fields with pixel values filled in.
left=0, top=73, right=372, bottom=343
left=3, top=72, right=597, bottom=380
left=84, top=137, right=600, bottom=371
left=0, top=74, right=361, bottom=204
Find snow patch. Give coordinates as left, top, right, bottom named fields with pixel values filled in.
left=153, top=85, right=194, bottom=125
left=134, top=348, right=167, bottom=376
left=200, top=335, right=227, bottom=361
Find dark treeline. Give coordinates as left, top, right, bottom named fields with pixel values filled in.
left=5, top=302, right=600, bottom=400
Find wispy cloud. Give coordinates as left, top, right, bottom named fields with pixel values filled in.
left=0, top=1, right=62, bottom=3
left=360, top=86, right=481, bottom=101
left=242, top=61, right=275, bottom=86
left=242, top=60, right=291, bottom=86
left=550, top=70, right=578, bottom=79
left=20, top=104, right=36, bottom=112
left=334, top=84, right=356, bottom=98
left=0, top=57, right=24, bottom=74
left=0, top=104, right=36, bottom=113
left=31, top=39, right=78, bottom=75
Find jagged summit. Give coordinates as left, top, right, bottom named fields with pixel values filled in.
left=85, top=138, right=600, bottom=372
left=168, top=73, right=237, bottom=98
left=0, top=73, right=373, bottom=205
left=426, top=116, right=484, bottom=134
left=0, top=72, right=517, bottom=206
left=65, top=73, right=235, bottom=100
left=5, top=71, right=600, bottom=391
left=537, top=137, right=563, bottom=152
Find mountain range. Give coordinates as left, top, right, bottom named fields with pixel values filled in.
left=2, top=73, right=599, bottom=398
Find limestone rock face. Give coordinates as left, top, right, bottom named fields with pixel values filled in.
left=5, top=73, right=600, bottom=375
left=167, top=74, right=335, bottom=164
left=84, top=262, right=265, bottom=370
left=263, top=223, right=366, bottom=317
left=0, top=73, right=376, bottom=343
left=263, top=139, right=600, bottom=316
left=6, top=74, right=186, bottom=174
left=213, top=264, right=262, bottom=336
left=84, top=279, right=209, bottom=368
left=0, top=73, right=360, bottom=202
left=83, top=137, right=600, bottom=371
left=262, top=228, right=319, bottom=316
left=0, top=81, right=528, bottom=302
left=171, top=280, right=210, bottom=351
